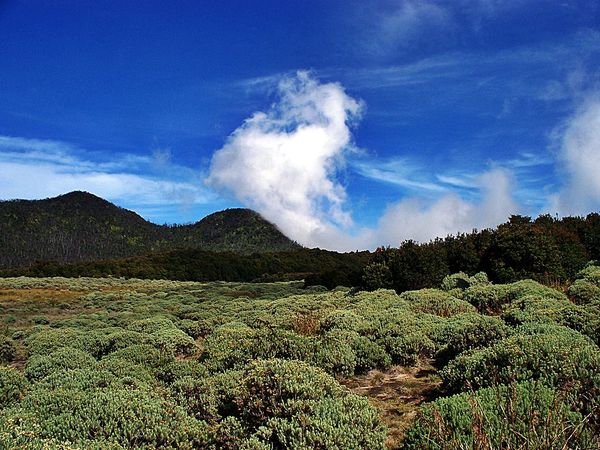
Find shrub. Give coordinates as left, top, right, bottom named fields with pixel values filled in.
left=320, top=310, right=366, bottom=333
left=25, top=347, right=97, bottom=382
left=311, top=331, right=357, bottom=376
left=501, top=294, right=600, bottom=344
left=0, top=366, right=28, bottom=407
left=12, top=388, right=211, bottom=449
left=440, top=271, right=489, bottom=291
left=0, top=335, right=17, bottom=363
left=432, top=313, right=511, bottom=365
left=150, top=328, right=197, bottom=357
left=568, top=279, right=600, bottom=305
left=403, top=381, right=596, bottom=449
left=401, top=289, right=476, bottom=317
left=440, top=330, right=600, bottom=420
left=234, top=359, right=387, bottom=449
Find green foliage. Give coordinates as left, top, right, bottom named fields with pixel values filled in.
left=0, top=336, right=17, bottom=364
left=0, top=366, right=28, bottom=407
left=440, top=330, right=600, bottom=421
left=25, top=347, right=97, bottom=382
left=234, top=359, right=387, bottom=449
left=403, top=381, right=596, bottom=449
left=400, top=289, right=477, bottom=317
left=12, top=388, right=211, bottom=449
left=440, top=271, right=489, bottom=291
left=432, top=313, right=511, bottom=365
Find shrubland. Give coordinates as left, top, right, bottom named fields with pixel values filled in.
left=0, top=265, right=598, bottom=448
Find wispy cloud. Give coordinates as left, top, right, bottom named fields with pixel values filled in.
left=0, top=135, right=213, bottom=211
left=353, top=157, right=447, bottom=193
left=547, top=95, right=600, bottom=215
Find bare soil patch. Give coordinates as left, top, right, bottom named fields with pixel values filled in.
left=342, top=361, right=441, bottom=449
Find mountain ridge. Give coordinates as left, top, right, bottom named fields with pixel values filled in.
left=0, top=191, right=301, bottom=268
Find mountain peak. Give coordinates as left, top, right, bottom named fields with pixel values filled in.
left=0, top=192, right=300, bottom=268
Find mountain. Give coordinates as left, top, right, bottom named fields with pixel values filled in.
left=0, top=191, right=300, bottom=268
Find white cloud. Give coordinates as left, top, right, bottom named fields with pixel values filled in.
left=0, top=135, right=211, bottom=208
left=207, top=71, right=362, bottom=247
left=548, top=97, right=600, bottom=215
left=208, top=72, right=519, bottom=250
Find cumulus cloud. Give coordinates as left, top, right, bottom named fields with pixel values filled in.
left=208, top=72, right=518, bottom=250
left=548, top=98, right=600, bottom=215
left=207, top=71, right=362, bottom=247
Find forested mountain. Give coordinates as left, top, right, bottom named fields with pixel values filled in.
left=0, top=191, right=300, bottom=268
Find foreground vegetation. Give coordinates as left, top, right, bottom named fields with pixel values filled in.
left=0, top=265, right=599, bottom=448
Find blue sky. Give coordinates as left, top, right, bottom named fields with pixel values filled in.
left=1, top=1, right=600, bottom=249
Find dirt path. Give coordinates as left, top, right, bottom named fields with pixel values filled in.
left=341, top=361, right=441, bottom=449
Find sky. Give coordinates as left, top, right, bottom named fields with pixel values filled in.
left=1, top=0, right=600, bottom=250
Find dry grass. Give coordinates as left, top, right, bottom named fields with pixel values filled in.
left=342, top=360, right=441, bottom=449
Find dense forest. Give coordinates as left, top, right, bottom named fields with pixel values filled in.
left=359, top=213, right=600, bottom=293
left=6, top=211, right=600, bottom=295
left=0, top=191, right=300, bottom=268
left=0, top=248, right=371, bottom=286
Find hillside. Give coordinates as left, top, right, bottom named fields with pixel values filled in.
left=0, top=191, right=300, bottom=268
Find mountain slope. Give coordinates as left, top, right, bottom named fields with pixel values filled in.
left=0, top=191, right=300, bottom=268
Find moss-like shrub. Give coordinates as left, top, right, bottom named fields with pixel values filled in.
left=235, top=359, right=387, bottom=449
left=401, top=289, right=477, bottom=317
left=403, top=381, right=596, bottom=449
left=13, top=388, right=211, bottom=449
left=201, top=323, right=257, bottom=372
left=440, top=331, right=600, bottom=420
left=501, top=294, right=600, bottom=344
left=311, top=331, right=357, bottom=376
left=432, top=313, right=511, bottom=365
left=150, top=328, right=197, bottom=357
left=0, top=335, right=17, bottom=363
left=320, top=310, right=366, bottom=333
left=440, top=271, right=489, bottom=291
left=568, top=279, right=600, bottom=305
left=25, top=347, right=97, bottom=382
left=0, top=366, right=28, bottom=407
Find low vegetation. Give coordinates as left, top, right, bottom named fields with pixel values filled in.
left=0, top=263, right=599, bottom=448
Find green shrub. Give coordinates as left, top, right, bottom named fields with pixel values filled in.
left=432, top=313, right=511, bottom=365
left=440, top=271, right=489, bottom=291
left=25, top=347, right=97, bottom=382
left=403, top=381, right=596, bottom=449
left=501, top=294, right=600, bottom=344
left=401, top=289, right=477, bottom=317
left=440, top=330, right=600, bottom=420
left=0, top=335, right=17, bottom=363
left=347, top=332, right=392, bottom=373
left=234, top=359, right=387, bottom=449
left=0, top=366, right=28, bottom=407
left=150, top=328, right=197, bottom=357
left=568, top=279, right=600, bottom=305
left=12, top=388, right=211, bottom=449
left=320, top=310, right=366, bottom=333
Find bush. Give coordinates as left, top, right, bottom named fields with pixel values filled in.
left=12, top=388, right=211, bottom=449
left=25, top=347, right=97, bottom=382
left=440, top=330, right=600, bottom=420
left=150, top=328, right=197, bottom=357
left=0, top=366, right=28, bottom=407
left=0, top=335, right=17, bottom=363
left=403, top=381, right=596, bottom=449
left=401, top=289, right=476, bottom=317
left=234, top=359, right=387, bottom=449
left=440, top=271, right=489, bottom=291
left=568, top=279, right=600, bottom=305
left=432, top=313, right=511, bottom=365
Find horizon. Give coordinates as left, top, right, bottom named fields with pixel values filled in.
left=1, top=1, right=600, bottom=250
